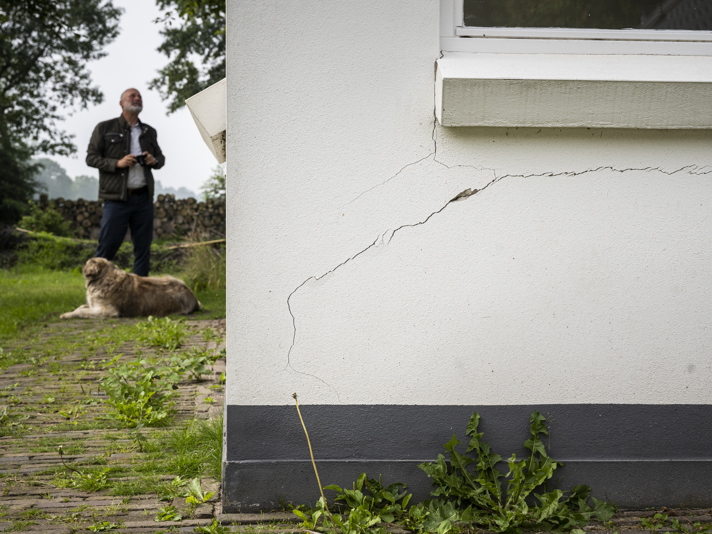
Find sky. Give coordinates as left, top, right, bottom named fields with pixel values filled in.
left=45, top=0, right=219, bottom=195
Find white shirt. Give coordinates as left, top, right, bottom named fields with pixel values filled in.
left=127, top=122, right=146, bottom=189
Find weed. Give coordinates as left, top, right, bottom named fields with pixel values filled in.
left=640, top=514, right=712, bottom=534
left=641, top=513, right=669, bottom=533
left=0, top=381, right=19, bottom=396
left=202, top=327, right=220, bottom=342
left=158, top=476, right=190, bottom=502
left=19, top=509, right=49, bottom=520
left=6, top=520, right=36, bottom=531
left=195, top=519, right=231, bottom=534
left=88, top=521, right=122, bottom=532
left=53, top=465, right=111, bottom=493
left=163, top=346, right=220, bottom=382
left=204, top=397, right=215, bottom=404
left=418, top=411, right=616, bottom=533
left=186, top=477, right=216, bottom=505
left=671, top=518, right=712, bottom=534
left=50, top=510, right=84, bottom=524
left=58, top=405, right=88, bottom=423
left=296, top=473, right=414, bottom=534
left=135, top=316, right=188, bottom=350
left=295, top=409, right=616, bottom=534
left=155, top=504, right=182, bottom=522
left=100, top=355, right=176, bottom=427
left=0, top=405, right=29, bottom=427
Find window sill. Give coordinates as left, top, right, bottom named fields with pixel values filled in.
left=435, top=52, right=712, bottom=129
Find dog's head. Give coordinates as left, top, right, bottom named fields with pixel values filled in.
left=83, top=257, right=114, bottom=281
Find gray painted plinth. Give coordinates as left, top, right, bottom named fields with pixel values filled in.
left=223, top=404, right=712, bottom=512
left=223, top=459, right=712, bottom=512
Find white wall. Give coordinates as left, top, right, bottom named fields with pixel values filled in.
left=226, top=1, right=712, bottom=408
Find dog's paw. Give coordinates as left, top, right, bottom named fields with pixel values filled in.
left=60, top=312, right=72, bottom=319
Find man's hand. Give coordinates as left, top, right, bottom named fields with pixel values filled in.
left=117, top=154, right=137, bottom=168
left=143, top=151, right=157, bottom=166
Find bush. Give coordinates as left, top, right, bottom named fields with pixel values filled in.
left=180, top=244, right=226, bottom=292
left=18, top=201, right=71, bottom=236
left=15, top=232, right=96, bottom=270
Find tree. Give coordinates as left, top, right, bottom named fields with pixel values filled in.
left=0, top=0, right=121, bottom=224
left=150, top=0, right=225, bottom=113
left=32, top=158, right=99, bottom=200
left=74, top=175, right=100, bottom=201
left=32, top=158, right=73, bottom=199
left=0, top=148, right=38, bottom=225
left=200, top=165, right=225, bottom=201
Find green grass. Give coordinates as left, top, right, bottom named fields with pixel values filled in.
left=0, top=265, right=86, bottom=340
left=191, top=288, right=226, bottom=320
left=163, top=414, right=224, bottom=481
left=0, top=265, right=225, bottom=344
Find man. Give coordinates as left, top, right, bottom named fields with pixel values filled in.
left=86, top=88, right=165, bottom=277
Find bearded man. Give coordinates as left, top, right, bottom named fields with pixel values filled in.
left=86, top=88, right=165, bottom=277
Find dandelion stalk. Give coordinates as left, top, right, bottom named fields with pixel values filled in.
left=292, top=392, right=331, bottom=516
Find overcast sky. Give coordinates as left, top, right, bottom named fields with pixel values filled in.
left=46, top=0, right=218, bottom=194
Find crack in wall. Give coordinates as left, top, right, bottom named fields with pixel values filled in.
left=286, top=163, right=710, bottom=394
left=342, top=118, right=440, bottom=208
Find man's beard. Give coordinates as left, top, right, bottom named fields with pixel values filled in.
left=122, top=102, right=142, bottom=114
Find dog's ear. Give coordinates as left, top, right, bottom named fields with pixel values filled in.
left=83, top=258, right=106, bottom=278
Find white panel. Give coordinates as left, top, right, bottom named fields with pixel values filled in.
left=436, top=53, right=712, bottom=128
left=186, top=78, right=226, bottom=163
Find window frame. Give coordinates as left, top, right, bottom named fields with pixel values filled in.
left=441, top=0, right=712, bottom=55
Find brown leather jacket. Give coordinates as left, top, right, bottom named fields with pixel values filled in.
left=86, top=115, right=165, bottom=201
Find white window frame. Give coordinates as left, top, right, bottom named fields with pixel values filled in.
left=441, top=0, right=712, bottom=55
left=436, top=0, right=712, bottom=128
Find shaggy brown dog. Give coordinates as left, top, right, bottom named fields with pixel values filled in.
left=60, top=258, right=201, bottom=319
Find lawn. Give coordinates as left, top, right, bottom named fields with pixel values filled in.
left=0, top=264, right=225, bottom=342
left=0, top=265, right=85, bottom=340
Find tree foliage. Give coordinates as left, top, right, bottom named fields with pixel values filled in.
left=0, top=0, right=121, bottom=224
left=32, top=158, right=99, bottom=201
left=200, top=165, right=225, bottom=201
left=150, top=0, right=225, bottom=114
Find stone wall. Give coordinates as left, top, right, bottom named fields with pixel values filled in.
left=38, top=194, right=225, bottom=241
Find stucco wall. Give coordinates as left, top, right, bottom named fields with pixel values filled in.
left=225, top=0, right=712, bottom=511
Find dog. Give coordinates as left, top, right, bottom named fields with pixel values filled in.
left=61, top=257, right=202, bottom=319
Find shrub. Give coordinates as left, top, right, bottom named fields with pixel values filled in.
left=18, top=201, right=71, bottom=236
left=180, top=244, right=226, bottom=292
left=14, top=232, right=95, bottom=270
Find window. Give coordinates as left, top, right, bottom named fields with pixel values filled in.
left=463, top=0, right=712, bottom=30
left=441, top=0, right=712, bottom=55
left=436, top=0, right=712, bottom=128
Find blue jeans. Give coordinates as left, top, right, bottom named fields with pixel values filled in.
left=96, top=192, right=154, bottom=276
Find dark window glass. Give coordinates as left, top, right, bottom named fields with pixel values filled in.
left=463, top=0, right=712, bottom=30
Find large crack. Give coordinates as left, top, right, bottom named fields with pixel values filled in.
left=285, top=163, right=711, bottom=393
